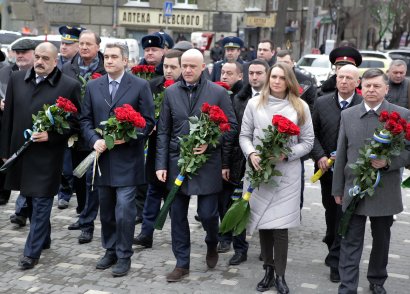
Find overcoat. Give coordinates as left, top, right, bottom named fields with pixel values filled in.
left=80, top=72, right=155, bottom=187
left=240, top=95, right=314, bottom=234
left=332, top=100, right=410, bottom=216
left=0, top=67, right=81, bottom=197
left=156, top=74, right=238, bottom=195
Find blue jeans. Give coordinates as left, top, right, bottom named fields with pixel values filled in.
left=140, top=183, right=168, bottom=237
left=15, top=194, right=28, bottom=217
left=98, top=185, right=137, bottom=259
left=24, top=196, right=53, bottom=258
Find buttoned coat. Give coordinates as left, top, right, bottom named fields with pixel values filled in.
left=156, top=74, right=238, bottom=195
left=80, top=72, right=155, bottom=187
left=332, top=100, right=410, bottom=216
left=0, top=67, right=81, bottom=197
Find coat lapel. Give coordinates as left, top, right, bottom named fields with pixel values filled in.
left=110, top=73, right=132, bottom=110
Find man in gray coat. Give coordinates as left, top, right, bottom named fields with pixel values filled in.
left=332, top=68, right=410, bottom=294
left=156, top=49, right=237, bottom=282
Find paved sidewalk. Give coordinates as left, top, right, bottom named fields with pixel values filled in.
left=0, top=161, right=408, bottom=293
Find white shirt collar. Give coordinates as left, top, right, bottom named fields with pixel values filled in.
left=251, top=88, right=260, bottom=97
left=108, top=72, right=124, bottom=85
left=338, top=93, right=354, bottom=105
left=364, top=102, right=382, bottom=112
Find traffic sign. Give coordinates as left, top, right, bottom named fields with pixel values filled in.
left=164, top=1, right=173, bottom=17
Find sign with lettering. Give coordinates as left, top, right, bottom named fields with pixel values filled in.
left=246, top=14, right=277, bottom=28
left=119, top=8, right=204, bottom=29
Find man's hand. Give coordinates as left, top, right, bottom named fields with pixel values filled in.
left=334, top=196, right=342, bottom=205
left=114, top=139, right=126, bottom=145
left=371, top=158, right=387, bottom=169
left=94, top=139, right=107, bottom=153
left=318, top=156, right=331, bottom=172
left=156, top=170, right=167, bottom=182
left=250, top=152, right=261, bottom=171
left=193, top=144, right=208, bottom=155
left=0, top=99, right=5, bottom=111
left=222, top=169, right=230, bottom=181
left=31, top=131, right=49, bottom=142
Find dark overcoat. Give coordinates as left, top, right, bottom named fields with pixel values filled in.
left=0, top=67, right=81, bottom=197
left=80, top=72, right=155, bottom=187
left=156, top=74, right=238, bottom=195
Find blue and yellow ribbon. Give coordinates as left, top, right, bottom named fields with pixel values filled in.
left=174, top=174, right=185, bottom=186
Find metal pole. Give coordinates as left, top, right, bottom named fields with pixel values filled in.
left=303, top=0, right=314, bottom=55
left=113, top=0, right=118, bottom=37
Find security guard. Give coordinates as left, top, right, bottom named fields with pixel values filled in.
left=57, top=26, right=85, bottom=69
left=211, top=36, right=244, bottom=82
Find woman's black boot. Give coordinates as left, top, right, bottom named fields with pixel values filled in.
left=256, top=265, right=275, bottom=292
left=275, top=275, right=289, bottom=294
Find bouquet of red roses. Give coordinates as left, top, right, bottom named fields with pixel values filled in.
left=220, top=114, right=300, bottom=235
left=154, top=103, right=231, bottom=230
left=131, top=65, right=156, bottom=80
left=153, top=79, right=175, bottom=119
left=0, top=97, right=78, bottom=172
left=79, top=72, right=103, bottom=101
left=73, top=104, right=146, bottom=181
left=339, top=110, right=410, bottom=237
left=214, top=81, right=233, bottom=95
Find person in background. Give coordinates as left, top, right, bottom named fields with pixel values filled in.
left=211, top=36, right=244, bottom=82
left=385, top=59, right=409, bottom=109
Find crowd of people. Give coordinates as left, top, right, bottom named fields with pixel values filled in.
left=0, top=27, right=408, bottom=294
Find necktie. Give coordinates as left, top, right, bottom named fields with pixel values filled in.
left=254, top=92, right=260, bottom=97
left=110, top=81, right=118, bottom=103
left=340, top=100, right=348, bottom=110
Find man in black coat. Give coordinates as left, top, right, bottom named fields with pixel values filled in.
left=211, top=36, right=244, bottom=82
left=133, top=49, right=182, bottom=248
left=138, top=34, right=166, bottom=77
left=62, top=30, right=106, bottom=244
left=81, top=43, right=154, bottom=277
left=0, top=42, right=81, bottom=269
left=156, top=49, right=237, bottom=282
left=311, top=64, right=362, bottom=283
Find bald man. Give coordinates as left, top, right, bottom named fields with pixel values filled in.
left=311, top=64, right=362, bottom=282
left=0, top=42, right=81, bottom=270
left=156, top=49, right=238, bottom=282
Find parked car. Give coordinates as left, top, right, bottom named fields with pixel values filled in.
left=8, top=35, right=61, bottom=52
left=385, top=49, right=410, bottom=76
left=359, top=50, right=391, bottom=60
left=296, top=54, right=333, bottom=86
left=358, top=57, right=391, bottom=77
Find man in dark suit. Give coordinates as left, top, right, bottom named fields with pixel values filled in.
left=81, top=42, right=154, bottom=277
left=311, top=64, right=362, bottom=283
left=332, top=69, right=410, bottom=294
left=156, top=49, right=237, bottom=282
left=0, top=42, right=81, bottom=269
left=63, top=30, right=106, bottom=244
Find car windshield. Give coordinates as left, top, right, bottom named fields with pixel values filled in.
left=359, top=60, right=384, bottom=68
left=298, top=57, right=329, bottom=68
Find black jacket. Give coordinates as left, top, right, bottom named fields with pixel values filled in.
left=294, top=67, right=316, bottom=113
left=156, top=73, right=238, bottom=195
left=0, top=67, right=81, bottom=197
left=0, top=64, right=19, bottom=99
left=311, top=90, right=362, bottom=162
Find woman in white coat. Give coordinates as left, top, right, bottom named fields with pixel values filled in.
left=240, top=63, right=314, bottom=293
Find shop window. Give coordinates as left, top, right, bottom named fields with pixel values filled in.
left=124, top=0, right=150, bottom=7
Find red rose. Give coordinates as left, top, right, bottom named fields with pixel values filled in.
left=379, top=110, right=389, bottom=122
left=219, top=122, right=231, bottom=132
left=214, top=81, right=231, bottom=91
left=298, top=86, right=304, bottom=95
left=56, top=96, right=77, bottom=113
left=91, top=73, right=102, bottom=80
left=147, top=65, right=156, bottom=73
left=164, top=79, right=175, bottom=88
left=201, top=102, right=211, bottom=113
left=131, top=65, right=142, bottom=74
left=406, top=130, right=410, bottom=141
left=209, top=105, right=228, bottom=123
left=389, top=111, right=401, bottom=122
left=399, top=118, right=407, bottom=128
left=272, top=115, right=286, bottom=126
left=277, top=118, right=291, bottom=133
left=385, top=119, right=397, bottom=131
left=288, top=124, right=300, bottom=136
left=392, top=123, right=404, bottom=135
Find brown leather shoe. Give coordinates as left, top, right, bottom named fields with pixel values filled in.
left=206, top=247, right=219, bottom=268
left=166, top=267, right=189, bottom=282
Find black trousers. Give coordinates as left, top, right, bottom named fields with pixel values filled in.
left=259, top=229, right=288, bottom=276
left=338, top=214, right=393, bottom=294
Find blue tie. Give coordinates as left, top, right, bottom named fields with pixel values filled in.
left=340, top=100, right=348, bottom=110
left=110, top=81, right=118, bottom=103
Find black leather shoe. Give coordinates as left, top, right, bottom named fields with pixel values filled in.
left=112, top=258, right=131, bottom=277
left=259, top=253, right=263, bottom=261
left=96, top=251, right=117, bottom=270
left=217, top=241, right=231, bottom=253
left=133, top=233, right=153, bottom=248
left=370, top=283, right=386, bottom=294
left=78, top=230, right=93, bottom=244
left=18, top=256, right=38, bottom=270
left=42, top=241, right=51, bottom=250
left=68, top=220, right=80, bottom=230
left=135, top=216, right=143, bottom=225
left=256, top=265, right=275, bottom=292
left=10, top=214, right=27, bottom=227
left=330, top=267, right=340, bottom=283
left=276, top=275, right=289, bottom=294
left=229, top=252, right=247, bottom=265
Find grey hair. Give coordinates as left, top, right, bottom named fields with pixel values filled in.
left=362, top=68, right=389, bottom=85
left=105, top=42, right=129, bottom=58
left=79, top=30, right=101, bottom=45
left=389, top=59, right=407, bottom=71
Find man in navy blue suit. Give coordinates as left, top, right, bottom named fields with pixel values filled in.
left=81, top=42, right=155, bottom=277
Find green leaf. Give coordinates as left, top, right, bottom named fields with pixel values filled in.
left=104, top=135, right=115, bottom=150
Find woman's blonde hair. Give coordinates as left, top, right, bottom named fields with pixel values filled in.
left=257, top=63, right=307, bottom=125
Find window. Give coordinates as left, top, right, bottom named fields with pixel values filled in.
left=124, top=0, right=149, bottom=7
left=44, top=0, right=81, bottom=3
left=245, top=0, right=262, bottom=11
left=174, top=0, right=198, bottom=9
